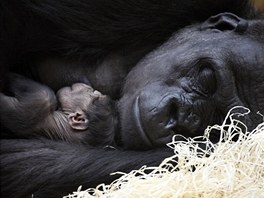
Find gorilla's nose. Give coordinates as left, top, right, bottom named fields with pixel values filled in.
left=163, top=100, right=201, bottom=136
left=201, top=12, right=248, bottom=33
left=139, top=94, right=202, bottom=146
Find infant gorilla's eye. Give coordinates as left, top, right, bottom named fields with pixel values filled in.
left=195, top=65, right=217, bottom=96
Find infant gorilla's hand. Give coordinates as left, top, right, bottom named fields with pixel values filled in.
left=86, top=90, right=117, bottom=146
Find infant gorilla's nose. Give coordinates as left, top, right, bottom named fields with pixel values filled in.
left=71, top=83, right=93, bottom=92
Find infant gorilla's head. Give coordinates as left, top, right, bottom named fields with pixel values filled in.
left=54, top=83, right=117, bottom=146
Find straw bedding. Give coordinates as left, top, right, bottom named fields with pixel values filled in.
left=64, top=107, right=264, bottom=198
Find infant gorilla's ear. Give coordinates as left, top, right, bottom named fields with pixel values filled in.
left=56, top=83, right=104, bottom=132
left=68, top=112, right=89, bottom=131
left=56, top=83, right=117, bottom=146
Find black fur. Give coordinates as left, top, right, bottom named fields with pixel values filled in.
left=0, top=0, right=256, bottom=75
left=0, top=138, right=173, bottom=197
left=0, top=0, right=261, bottom=197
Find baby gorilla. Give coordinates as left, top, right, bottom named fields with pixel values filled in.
left=0, top=74, right=117, bottom=146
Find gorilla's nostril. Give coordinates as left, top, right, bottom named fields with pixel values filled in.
left=166, top=103, right=178, bottom=129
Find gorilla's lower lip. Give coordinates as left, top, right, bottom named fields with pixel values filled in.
left=133, top=96, right=152, bottom=147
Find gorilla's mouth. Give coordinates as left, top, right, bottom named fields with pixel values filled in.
left=133, top=96, right=153, bottom=147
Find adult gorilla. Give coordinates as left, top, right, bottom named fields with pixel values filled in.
left=1, top=0, right=264, bottom=198
left=119, top=13, right=264, bottom=149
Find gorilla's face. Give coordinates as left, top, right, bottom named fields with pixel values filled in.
left=118, top=17, right=264, bottom=149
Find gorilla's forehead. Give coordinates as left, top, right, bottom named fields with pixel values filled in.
left=171, top=19, right=264, bottom=45
left=124, top=19, right=264, bottom=93
left=141, top=19, right=264, bottom=70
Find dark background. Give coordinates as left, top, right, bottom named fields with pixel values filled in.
left=253, top=0, right=264, bottom=11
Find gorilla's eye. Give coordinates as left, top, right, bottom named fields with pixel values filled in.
left=195, top=65, right=217, bottom=96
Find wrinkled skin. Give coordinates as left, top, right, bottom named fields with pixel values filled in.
left=0, top=1, right=264, bottom=197
left=118, top=16, right=264, bottom=149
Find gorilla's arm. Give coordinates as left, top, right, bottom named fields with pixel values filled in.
left=0, top=138, right=173, bottom=198
left=0, top=74, right=57, bottom=137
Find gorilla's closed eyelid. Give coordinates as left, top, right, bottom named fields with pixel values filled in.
left=197, top=64, right=217, bottom=96
left=187, top=59, right=218, bottom=97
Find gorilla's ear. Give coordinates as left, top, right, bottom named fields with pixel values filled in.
left=68, top=112, right=89, bottom=131
left=201, top=12, right=248, bottom=33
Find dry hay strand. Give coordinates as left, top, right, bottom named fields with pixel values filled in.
left=64, top=107, right=264, bottom=198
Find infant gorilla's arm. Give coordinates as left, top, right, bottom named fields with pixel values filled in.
left=0, top=74, right=116, bottom=146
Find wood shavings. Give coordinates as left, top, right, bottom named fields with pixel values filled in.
left=64, top=107, right=264, bottom=198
